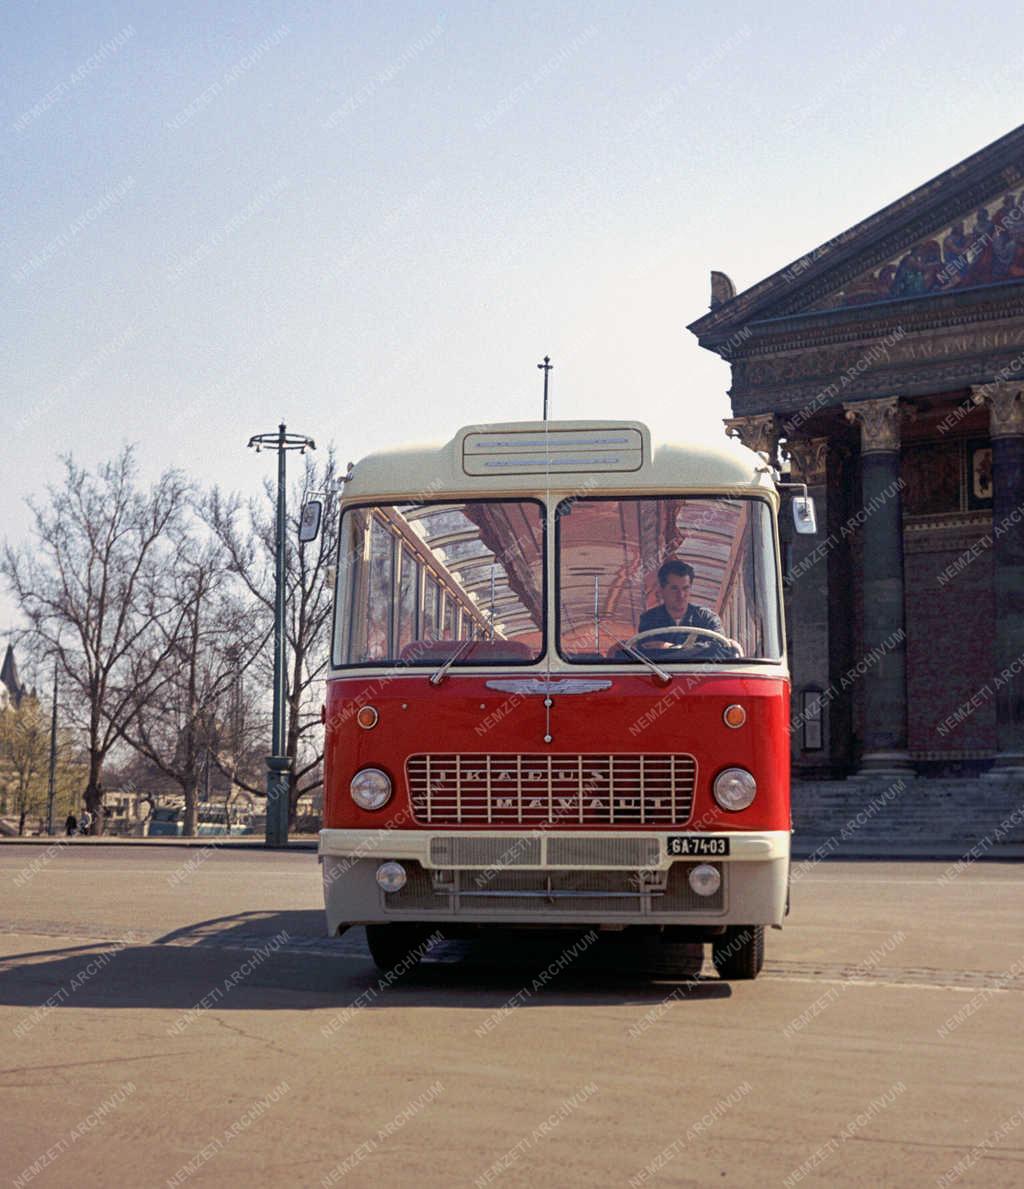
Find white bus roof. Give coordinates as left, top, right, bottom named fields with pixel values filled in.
left=343, top=420, right=777, bottom=502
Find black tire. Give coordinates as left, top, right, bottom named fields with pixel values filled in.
left=364, top=924, right=433, bottom=973
left=712, top=925, right=765, bottom=981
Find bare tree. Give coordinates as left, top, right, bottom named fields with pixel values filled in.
left=204, top=451, right=340, bottom=825
left=206, top=650, right=271, bottom=816
left=1, top=449, right=189, bottom=833
left=121, top=524, right=264, bottom=836
left=0, top=695, right=47, bottom=834
left=0, top=691, right=83, bottom=835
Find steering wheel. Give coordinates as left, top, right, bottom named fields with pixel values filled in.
left=624, top=626, right=738, bottom=656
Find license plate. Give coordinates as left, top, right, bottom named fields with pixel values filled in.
left=667, top=836, right=730, bottom=857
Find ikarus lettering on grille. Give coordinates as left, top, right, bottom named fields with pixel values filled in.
left=438, top=766, right=606, bottom=785
left=407, top=753, right=697, bottom=826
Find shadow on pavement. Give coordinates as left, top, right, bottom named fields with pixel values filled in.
left=0, top=910, right=732, bottom=1014
left=153, top=908, right=329, bottom=948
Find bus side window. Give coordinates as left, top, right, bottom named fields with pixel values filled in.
left=423, top=574, right=440, bottom=641
left=398, top=547, right=419, bottom=654
left=366, top=516, right=395, bottom=659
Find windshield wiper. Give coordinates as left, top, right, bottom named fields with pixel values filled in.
left=611, top=636, right=672, bottom=685
left=429, top=639, right=474, bottom=685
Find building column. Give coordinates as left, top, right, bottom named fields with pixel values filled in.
left=972, top=383, right=1024, bottom=775
left=724, top=413, right=780, bottom=465
left=783, top=437, right=832, bottom=774
left=843, top=397, right=915, bottom=776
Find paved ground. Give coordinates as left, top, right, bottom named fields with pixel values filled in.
left=0, top=846, right=1022, bottom=1188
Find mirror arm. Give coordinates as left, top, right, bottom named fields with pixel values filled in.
left=774, top=480, right=809, bottom=499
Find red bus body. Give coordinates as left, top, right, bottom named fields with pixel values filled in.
left=324, top=675, right=790, bottom=834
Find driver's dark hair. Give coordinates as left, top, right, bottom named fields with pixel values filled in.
left=657, top=559, right=695, bottom=586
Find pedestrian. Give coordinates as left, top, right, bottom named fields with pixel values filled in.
left=65, top=813, right=77, bottom=836
left=79, top=809, right=93, bottom=835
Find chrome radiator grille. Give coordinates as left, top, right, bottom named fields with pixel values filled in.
left=406, top=753, right=696, bottom=826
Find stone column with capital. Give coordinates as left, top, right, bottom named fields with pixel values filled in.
left=972, top=382, right=1024, bottom=775
left=783, top=437, right=835, bottom=774
left=783, top=437, right=828, bottom=488
left=723, top=414, right=780, bottom=466
left=843, top=397, right=915, bottom=776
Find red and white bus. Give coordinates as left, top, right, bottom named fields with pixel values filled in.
left=318, top=421, right=802, bottom=979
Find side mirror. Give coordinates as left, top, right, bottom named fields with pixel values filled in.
left=792, top=495, right=817, bottom=535
left=299, top=500, right=323, bottom=542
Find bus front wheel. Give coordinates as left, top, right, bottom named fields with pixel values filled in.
left=712, top=925, right=765, bottom=980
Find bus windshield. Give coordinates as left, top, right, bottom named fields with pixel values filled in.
left=334, top=500, right=545, bottom=667
left=557, top=495, right=782, bottom=664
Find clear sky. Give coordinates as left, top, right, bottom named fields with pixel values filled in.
left=2, top=0, right=1020, bottom=633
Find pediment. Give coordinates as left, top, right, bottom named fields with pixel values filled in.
left=807, top=181, right=1024, bottom=312
left=689, top=123, right=1024, bottom=346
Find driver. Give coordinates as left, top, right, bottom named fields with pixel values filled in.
left=638, top=560, right=730, bottom=648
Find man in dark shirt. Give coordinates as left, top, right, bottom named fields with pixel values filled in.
left=637, top=560, right=736, bottom=654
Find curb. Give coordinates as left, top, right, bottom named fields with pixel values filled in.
left=791, top=845, right=1024, bottom=861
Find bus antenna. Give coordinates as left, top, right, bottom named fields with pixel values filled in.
left=537, top=355, right=553, bottom=420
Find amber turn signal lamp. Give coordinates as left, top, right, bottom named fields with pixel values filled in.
left=356, top=706, right=379, bottom=730
left=723, top=704, right=746, bottom=729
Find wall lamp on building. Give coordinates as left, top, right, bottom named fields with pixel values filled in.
left=802, top=688, right=823, bottom=751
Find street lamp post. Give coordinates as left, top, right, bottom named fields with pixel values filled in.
left=247, top=422, right=316, bottom=848
left=46, top=658, right=58, bottom=836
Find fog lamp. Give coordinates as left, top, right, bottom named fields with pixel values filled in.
left=687, top=864, right=722, bottom=897
left=376, top=861, right=407, bottom=892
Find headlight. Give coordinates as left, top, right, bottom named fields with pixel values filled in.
left=713, top=767, right=756, bottom=811
left=350, top=767, right=392, bottom=810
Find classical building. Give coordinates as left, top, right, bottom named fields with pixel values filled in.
left=689, top=125, right=1024, bottom=796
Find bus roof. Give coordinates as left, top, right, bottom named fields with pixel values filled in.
left=344, top=420, right=777, bottom=502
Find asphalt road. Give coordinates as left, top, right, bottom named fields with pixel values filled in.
left=1, top=845, right=1022, bottom=1188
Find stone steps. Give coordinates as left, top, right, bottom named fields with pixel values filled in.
left=788, top=777, right=1024, bottom=857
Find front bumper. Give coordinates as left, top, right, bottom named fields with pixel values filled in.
left=319, top=828, right=790, bottom=933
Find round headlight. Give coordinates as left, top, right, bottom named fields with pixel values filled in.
left=687, top=863, right=722, bottom=897
left=376, top=861, right=407, bottom=892
left=350, top=767, right=392, bottom=810
left=713, top=767, right=756, bottom=812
